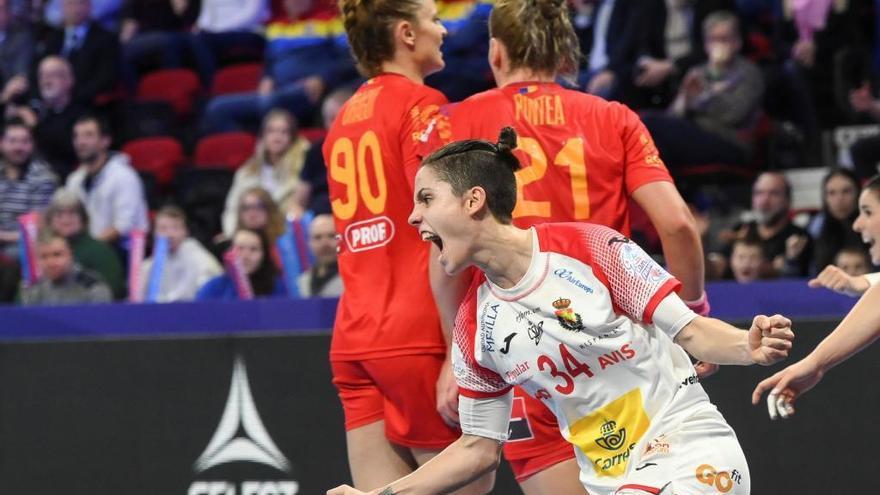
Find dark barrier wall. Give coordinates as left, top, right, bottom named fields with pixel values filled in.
left=0, top=319, right=877, bottom=494
left=0, top=333, right=522, bottom=494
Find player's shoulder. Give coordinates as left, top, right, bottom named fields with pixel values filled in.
left=536, top=221, right=621, bottom=241
left=462, top=266, right=487, bottom=299
left=458, top=87, right=508, bottom=109
left=562, top=90, right=633, bottom=118
left=535, top=222, right=627, bottom=259
left=407, top=80, right=449, bottom=106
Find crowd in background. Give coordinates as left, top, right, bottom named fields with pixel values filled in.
left=1, top=0, right=880, bottom=306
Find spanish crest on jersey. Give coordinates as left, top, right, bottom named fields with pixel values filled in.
left=553, top=297, right=584, bottom=331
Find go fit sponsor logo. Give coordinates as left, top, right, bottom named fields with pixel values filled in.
left=695, top=464, right=743, bottom=493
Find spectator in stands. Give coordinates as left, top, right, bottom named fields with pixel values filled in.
left=297, top=213, right=341, bottom=297
left=64, top=114, right=149, bottom=244
left=8, top=0, right=29, bottom=23
left=730, top=237, right=767, bottom=283
left=188, top=0, right=270, bottom=86
left=834, top=246, right=871, bottom=278
left=118, top=0, right=200, bottom=90
left=7, top=56, right=84, bottom=178
left=35, top=0, right=120, bottom=105
left=0, top=0, right=33, bottom=110
left=765, top=0, right=864, bottom=140
left=712, top=171, right=812, bottom=278
left=848, top=83, right=880, bottom=179
left=0, top=118, right=57, bottom=258
left=422, top=0, right=492, bottom=102
left=213, top=186, right=285, bottom=259
left=196, top=227, right=286, bottom=300
left=574, top=0, right=644, bottom=100
left=641, top=11, right=764, bottom=171
left=200, top=0, right=357, bottom=131
left=138, top=205, right=223, bottom=302
left=808, top=168, right=863, bottom=275
left=633, top=0, right=736, bottom=106
left=221, top=109, right=310, bottom=237
left=295, top=87, right=351, bottom=216
left=44, top=189, right=125, bottom=299
left=0, top=252, right=18, bottom=302
left=20, top=228, right=112, bottom=305
left=43, top=0, right=123, bottom=30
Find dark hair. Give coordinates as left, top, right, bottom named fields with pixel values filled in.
left=422, top=127, right=520, bottom=223
left=756, top=171, right=791, bottom=200
left=489, top=0, right=581, bottom=82
left=156, top=204, right=187, bottom=224
left=340, top=0, right=423, bottom=77
left=73, top=113, right=112, bottom=138
left=864, top=174, right=880, bottom=200
left=814, top=168, right=862, bottom=271
left=835, top=245, right=870, bottom=263
left=234, top=228, right=279, bottom=296
left=702, top=10, right=741, bottom=39
left=1, top=117, right=32, bottom=138
left=732, top=236, right=764, bottom=252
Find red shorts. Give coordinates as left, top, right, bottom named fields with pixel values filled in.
left=504, top=387, right=575, bottom=482
left=331, top=354, right=459, bottom=449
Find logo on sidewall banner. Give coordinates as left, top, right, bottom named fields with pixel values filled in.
left=188, top=356, right=299, bottom=495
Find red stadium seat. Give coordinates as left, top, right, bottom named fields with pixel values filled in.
left=137, top=68, right=201, bottom=117
left=122, top=136, right=185, bottom=187
left=211, top=63, right=263, bottom=96
left=299, top=127, right=327, bottom=143
left=193, top=132, right=257, bottom=170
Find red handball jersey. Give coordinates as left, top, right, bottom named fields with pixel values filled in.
left=324, top=74, right=452, bottom=361
left=449, top=82, right=672, bottom=235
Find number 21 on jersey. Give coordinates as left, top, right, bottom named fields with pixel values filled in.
left=329, top=131, right=388, bottom=221
left=514, top=137, right=589, bottom=220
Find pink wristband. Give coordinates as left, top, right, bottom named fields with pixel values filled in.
left=684, top=291, right=710, bottom=317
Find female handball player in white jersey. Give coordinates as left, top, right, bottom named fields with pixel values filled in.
left=327, top=129, right=794, bottom=495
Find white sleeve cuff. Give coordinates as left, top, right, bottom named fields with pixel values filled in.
left=864, top=272, right=880, bottom=287
left=459, top=391, right=513, bottom=442
left=653, top=293, right=698, bottom=339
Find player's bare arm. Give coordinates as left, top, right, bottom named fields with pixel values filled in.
left=674, top=314, right=794, bottom=366
left=807, top=265, right=873, bottom=296
left=327, top=434, right=503, bottom=495
left=753, top=284, right=880, bottom=419
left=631, top=181, right=705, bottom=303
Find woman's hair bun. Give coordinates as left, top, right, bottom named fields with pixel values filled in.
left=495, top=127, right=521, bottom=172
left=496, top=127, right=517, bottom=153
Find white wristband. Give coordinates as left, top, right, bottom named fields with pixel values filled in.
left=865, top=272, right=880, bottom=287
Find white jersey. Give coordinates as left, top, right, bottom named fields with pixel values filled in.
left=453, top=223, right=733, bottom=493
